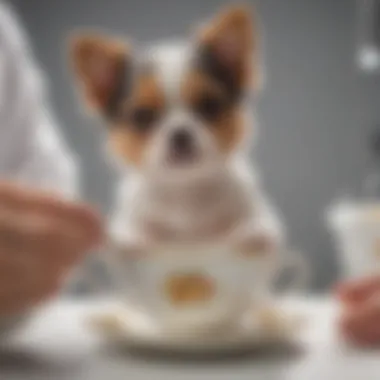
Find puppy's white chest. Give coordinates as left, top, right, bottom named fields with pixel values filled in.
left=132, top=175, right=252, bottom=242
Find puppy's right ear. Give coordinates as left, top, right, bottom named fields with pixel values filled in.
left=69, top=32, right=130, bottom=118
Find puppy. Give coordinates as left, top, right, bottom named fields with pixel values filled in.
left=69, top=5, right=284, bottom=257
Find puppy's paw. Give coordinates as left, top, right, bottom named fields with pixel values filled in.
left=118, top=241, right=148, bottom=258
left=107, top=233, right=149, bottom=260
left=232, top=226, right=279, bottom=257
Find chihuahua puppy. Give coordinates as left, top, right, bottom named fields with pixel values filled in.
left=69, top=6, right=284, bottom=257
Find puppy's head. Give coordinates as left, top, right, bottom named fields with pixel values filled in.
left=69, top=6, right=260, bottom=180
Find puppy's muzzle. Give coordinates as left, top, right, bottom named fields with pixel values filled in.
left=169, top=129, right=196, bottom=163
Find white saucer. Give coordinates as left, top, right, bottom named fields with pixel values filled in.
left=86, top=301, right=306, bottom=355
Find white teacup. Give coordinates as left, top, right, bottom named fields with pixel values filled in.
left=107, top=241, right=307, bottom=336
left=327, top=201, right=380, bottom=280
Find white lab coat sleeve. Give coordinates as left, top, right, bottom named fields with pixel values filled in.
left=0, top=3, right=78, bottom=197
left=0, top=4, right=79, bottom=334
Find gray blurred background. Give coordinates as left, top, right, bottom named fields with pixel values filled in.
left=9, top=0, right=380, bottom=290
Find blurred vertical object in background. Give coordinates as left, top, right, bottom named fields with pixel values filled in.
left=357, top=0, right=380, bottom=72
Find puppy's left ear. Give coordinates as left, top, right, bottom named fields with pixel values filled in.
left=197, top=5, right=260, bottom=97
left=68, top=32, right=131, bottom=119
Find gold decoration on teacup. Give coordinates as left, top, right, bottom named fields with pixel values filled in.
left=164, top=273, right=216, bottom=306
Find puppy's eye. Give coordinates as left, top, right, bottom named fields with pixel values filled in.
left=194, top=95, right=226, bottom=122
left=129, top=107, right=159, bottom=132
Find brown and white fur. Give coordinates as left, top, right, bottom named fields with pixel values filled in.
left=69, top=6, right=284, bottom=257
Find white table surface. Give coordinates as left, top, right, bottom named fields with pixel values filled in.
left=0, top=297, right=379, bottom=380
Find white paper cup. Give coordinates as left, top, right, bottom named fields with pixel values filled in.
left=327, top=201, right=380, bottom=280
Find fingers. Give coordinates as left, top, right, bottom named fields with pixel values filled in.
left=0, top=182, right=105, bottom=317
left=19, top=213, right=99, bottom=267
left=336, top=275, right=380, bottom=306
left=0, top=252, right=62, bottom=316
left=0, top=278, right=60, bottom=316
left=339, top=294, right=380, bottom=346
left=0, top=209, right=96, bottom=270
left=336, top=275, right=380, bottom=346
left=0, top=182, right=104, bottom=250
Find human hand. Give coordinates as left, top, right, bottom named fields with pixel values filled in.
left=0, top=182, right=103, bottom=316
left=336, top=275, right=380, bottom=346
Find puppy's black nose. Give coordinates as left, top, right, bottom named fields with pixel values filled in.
left=170, top=129, right=193, bottom=152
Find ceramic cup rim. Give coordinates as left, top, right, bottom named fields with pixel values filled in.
left=105, top=239, right=307, bottom=332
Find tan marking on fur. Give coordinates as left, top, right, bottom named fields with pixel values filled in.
left=108, top=74, right=165, bottom=166
left=213, top=107, right=245, bottom=154
left=128, top=73, right=165, bottom=110
left=198, top=5, right=260, bottom=90
left=182, top=70, right=245, bottom=154
left=182, top=71, right=226, bottom=102
left=69, top=33, right=129, bottom=112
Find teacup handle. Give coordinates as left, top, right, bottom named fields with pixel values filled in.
left=270, top=248, right=310, bottom=296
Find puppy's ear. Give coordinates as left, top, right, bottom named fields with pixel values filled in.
left=69, top=32, right=131, bottom=118
left=197, top=6, right=260, bottom=97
